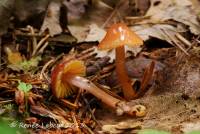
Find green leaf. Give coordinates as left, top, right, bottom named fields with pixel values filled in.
left=20, top=56, right=41, bottom=72
left=138, top=129, right=170, bottom=134
left=17, top=81, right=32, bottom=93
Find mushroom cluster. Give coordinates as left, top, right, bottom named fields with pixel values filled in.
left=51, top=23, right=153, bottom=116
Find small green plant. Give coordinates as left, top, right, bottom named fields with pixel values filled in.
left=17, top=80, right=33, bottom=117
left=8, top=55, right=41, bottom=73
left=17, top=80, right=32, bottom=93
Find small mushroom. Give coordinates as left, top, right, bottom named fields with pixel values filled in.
left=51, top=58, right=146, bottom=116
left=51, top=59, right=120, bottom=109
left=98, top=23, right=143, bottom=100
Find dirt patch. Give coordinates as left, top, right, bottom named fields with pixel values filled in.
left=97, top=55, right=200, bottom=133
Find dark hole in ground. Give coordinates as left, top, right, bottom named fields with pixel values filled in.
left=144, top=37, right=173, bottom=52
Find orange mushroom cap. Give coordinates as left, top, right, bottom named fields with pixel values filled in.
left=98, top=23, right=143, bottom=50
left=51, top=60, right=86, bottom=98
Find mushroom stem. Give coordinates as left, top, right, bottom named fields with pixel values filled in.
left=63, top=74, right=120, bottom=108
left=115, top=46, right=136, bottom=100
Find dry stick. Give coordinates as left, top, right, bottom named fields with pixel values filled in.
left=76, top=47, right=97, bottom=61
left=15, top=30, right=41, bottom=37
left=195, top=35, right=200, bottom=44
left=27, top=26, right=37, bottom=53
left=32, top=34, right=50, bottom=56
left=81, top=123, right=95, bottom=134
left=0, top=84, right=13, bottom=90
left=76, top=47, right=96, bottom=58
left=101, top=0, right=124, bottom=28
left=38, top=41, right=49, bottom=54
left=74, top=88, right=82, bottom=105
left=175, top=34, right=194, bottom=63
left=37, top=34, right=50, bottom=50
left=71, top=112, right=81, bottom=133
left=78, top=52, right=96, bottom=61
left=100, top=64, right=115, bottom=74
left=162, top=29, right=190, bottom=56
left=196, top=39, right=200, bottom=44
left=60, top=99, right=79, bottom=109
left=40, top=59, right=55, bottom=79
left=125, top=16, right=150, bottom=21
left=18, top=27, right=38, bottom=32
left=177, top=39, right=199, bottom=64
left=0, top=100, right=14, bottom=105
left=175, top=33, right=192, bottom=47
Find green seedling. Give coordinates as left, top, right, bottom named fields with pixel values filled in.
left=17, top=80, right=33, bottom=117
left=17, top=81, right=32, bottom=93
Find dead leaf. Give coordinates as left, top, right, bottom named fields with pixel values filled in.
left=4, top=46, right=23, bottom=65
left=115, top=121, right=141, bottom=130
left=40, top=1, right=62, bottom=36
left=67, top=0, right=135, bottom=42
left=123, top=0, right=200, bottom=55
left=67, top=24, right=89, bottom=43
left=49, top=34, right=77, bottom=44
left=101, top=121, right=141, bottom=134
left=85, top=24, right=106, bottom=42
left=133, top=24, right=179, bottom=43
left=144, top=0, right=200, bottom=35
left=102, top=124, right=123, bottom=134
left=63, top=0, right=87, bottom=22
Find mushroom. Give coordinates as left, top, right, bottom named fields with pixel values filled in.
left=51, top=58, right=146, bottom=116
left=98, top=23, right=143, bottom=100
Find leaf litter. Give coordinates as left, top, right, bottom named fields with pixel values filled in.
left=0, top=0, right=200, bottom=133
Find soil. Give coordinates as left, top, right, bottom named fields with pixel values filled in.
left=96, top=53, right=200, bottom=134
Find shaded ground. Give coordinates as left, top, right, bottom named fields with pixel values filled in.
left=96, top=52, right=200, bottom=134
